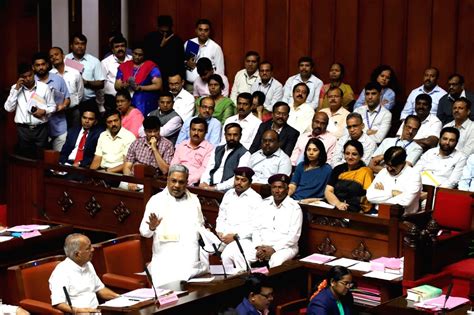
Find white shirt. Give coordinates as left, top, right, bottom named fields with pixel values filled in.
left=216, top=187, right=262, bottom=239
left=252, top=196, right=303, bottom=251
left=50, top=66, right=84, bottom=108
left=287, top=103, right=314, bottom=134
left=367, top=164, right=422, bottom=214
left=401, top=85, right=447, bottom=120
left=185, top=38, right=225, bottom=83
left=444, top=119, right=474, bottom=156
left=49, top=257, right=104, bottom=308
left=396, top=114, right=442, bottom=140
left=4, top=82, right=56, bottom=124
left=100, top=53, right=132, bottom=96
left=221, top=113, right=261, bottom=149
left=282, top=74, right=323, bottom=109
left=372, top=137, right=423, bottom=165
left=319, top=107, right=350, bottom=139
left=331, top=133, right=378, bottom=167
left=249, top=149, right=292, bottom=184
left=200, top=146, right=251, bottom=191
left=139, top=189, right=207, bottom=286
left=173, top=88, right=195, bottom=121
left=414, top=147, right=467, bottom=188
left=68, top=128, right=88, bottom=161
left=354, top=105, right=392, bottom=144
left=250, top=78, right=283, bottom=111
left=230, top=69, right=260, bottom=103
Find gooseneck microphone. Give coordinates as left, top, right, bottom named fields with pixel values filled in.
left=442, top=282, right=453, bottom=314
left=233, top=234, right=251, bottom=273
left=212, top=243, right=227, bottom=279
left=144, top=265, right=159, bottom=302
left=63, top=286, right=74, bottom=313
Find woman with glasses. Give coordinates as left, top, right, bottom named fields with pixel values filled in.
left=236, top=273, right=273, bottom=315
left=307, top=266, right=354, bottom=315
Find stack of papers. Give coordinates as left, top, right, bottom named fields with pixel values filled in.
left=7, top=224, right=50, bottom=232
left=414, top=295, right=470, bottom=311
left=325, top=258, right=360, bottom=267
left=123, top=288, right=171, bottom=299
left=363, top=270, right=402, bottom=281
left=300, top=253, right=336, bottom=264
left=349, top=261, right=372, bottom=272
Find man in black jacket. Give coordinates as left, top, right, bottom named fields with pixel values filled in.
left=249, top=101, right=300, bottom=157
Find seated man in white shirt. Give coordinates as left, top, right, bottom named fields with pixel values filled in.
left=222, top=174, right=303, bottom=271
left=169, top=73, right=195, bottom=121
left=249, top=130, right=292, bottom=183
left=282, top=56, right=323, bottom=109
left=367, top=146, right=422, bottom=215
left=414, top=127, right=467, bottom=189
left=49, top=233, right=119, bottom=313
left=199, top=123, right=251, bottom=191
left=218, top=167, right=262, bottom=261
left=222, top=92, right=262, bottom=149
left=230, top=51, right=260, bottom=103
left=354, top=81, right=392, bottom=144
left=369, top=115, right=423, bottom=173
left=287, top=83, right=315, bottom=134
left=396, top=94, right=442, bottom=151
left=444, top=97, right=474, bottom=156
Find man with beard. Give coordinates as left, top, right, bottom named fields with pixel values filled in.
left=287, top=83, right=315, bottom=134
left=49, top=47, right=84, bottom=127
left=319, top=86, right=350, bottom=139
left=170, top=117, right=214, bottom=185
left=176, top=96, right=222, bottom=146
left=249, top=130, right=292, bottom=183
left=290, top=112, right=337, bottom=165
left=122, top=116, right=174, bottom=190
left=367, top=146, right=422, bottom=215
left=401, top=67, right=447, bottom=120
left=90, top=109, right=135, bottom=173
left=49, top=234, right=119, bottom=313
left=230, top=51, right=260, bottom=103
left=437, top=74, right=474, bottom=124
left=140, top=165, right=208, bottom=286
left=144, top=15, right=185, bottom=88
left=414, top=127, right=467, bottom=189
left=4, top=63, right=55, bottom=158
left=217, top=167, right=262, bottom=263
left=199, top=123, right=250, bottom=191
left=146, top=91, right=183, bottom=145
left=250, top=101, right=300, bottom=157
left=331, top=113, right=377, bottom=167
left=396, top=94, right=442, bottom=151
left=370, top=115, right=423, bottom=173
left=250, top=61, right=283, bottom=111
left=283, top=56, right=323, bottom=109
left=32, top=52, right=70, bottom=151
left=354, top=82, right=392, bottom=144
left=100, top=35, right=131, bottom=111
left=221, top=92, right=261, bottom=149
left=444, top=98, right=474, bottom=156
left=168, top=73, right=195, bottom=121
left=222, top=174, right=303, bottom=271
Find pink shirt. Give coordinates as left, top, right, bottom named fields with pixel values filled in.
left=290, top=131, right=337, bottom=166
left=122, top=108, right=144, bottom=138
left=193, top=74, right=230, bottom=97
left=170, top=139, right=214, bottom=185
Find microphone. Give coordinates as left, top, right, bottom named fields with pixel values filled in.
left=62, top=286, right=73, bottom=313
left=212, top=243, right=227, bottom=279
left=442, top=282, right=453, bottom=314
left=144, top=264, right=159, bottom=302
left=233, top=234, right=251, bottom=273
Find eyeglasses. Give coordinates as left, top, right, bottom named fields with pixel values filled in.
left=338, top=281, right=354, bottom=288
left=258, top=292, right=273, bottom=299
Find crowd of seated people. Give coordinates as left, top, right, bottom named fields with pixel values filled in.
left=4, top=14, right=472, bottom=200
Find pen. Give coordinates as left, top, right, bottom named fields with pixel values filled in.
left=128, top=298, right=140, bottom=301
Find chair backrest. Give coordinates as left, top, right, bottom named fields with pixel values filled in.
left=97, top=234, right=144, bottom=276
left=432, top=188, right=474, bottom=231
left=10, top=255, right=65, bottom=302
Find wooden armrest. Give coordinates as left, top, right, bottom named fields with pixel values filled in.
left=20, top=299, right=64, bottom=314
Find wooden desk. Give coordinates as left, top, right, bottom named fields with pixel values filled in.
left=369, top=296, right=472, bottom=314
left=0, top=224, right=73, bottom=302
left=100, top=260, right=307, bottom=315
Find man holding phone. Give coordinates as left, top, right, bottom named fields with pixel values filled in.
left=4, top=62, right=56, bottom=158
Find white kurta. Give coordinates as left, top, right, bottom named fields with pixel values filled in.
left=139, top=189, right=207, bottom=286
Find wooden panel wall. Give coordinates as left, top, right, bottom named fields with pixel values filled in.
left=128, top=0, right=474, bottom=96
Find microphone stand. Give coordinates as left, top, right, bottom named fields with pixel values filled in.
left=144, top=265, right=159, bottom=303
left=212, top=243, right=227, bottom=279
left=233, top=234, right=251, bottom=274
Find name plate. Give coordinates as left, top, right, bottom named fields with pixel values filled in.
left=158, top=292, right=178, bottom=306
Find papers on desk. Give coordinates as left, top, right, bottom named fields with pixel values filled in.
left=0, top=236, right=14, bottom=243
left=324, top=258, right=360, bottom=268
left=7, top=224, right=50, bottom=232
left=414, top=295, right=470, bottom=311
left=100, top=296, right=144, bottom=308
left=300, top=253, right=336, bottom=264
left=299, top=200, right=335, bottom=209
left=188, top=276, right=215, bottom=283
left=363, top=270, right=402, bottom=281
left=210, top=264, right=238, bottom=275
left=123, top=288, right=171, bottom=299
left=348, top=261, right=372, bottom=272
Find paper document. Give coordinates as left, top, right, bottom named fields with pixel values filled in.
left=100, top=296, right=143, bottom=307
left=7, top=225, right=50, bottom=232
left=300, top=253, right=336, bottom=264
left=349, top=261, right=372, bottom=272
left=363, top=271, right=402, bottom=281
left=188, top=276, right=215, bottom=283
left=325, top=258, right=360, bottom=267
left=0, top=236, right=14, bottom=243
left=300, top=200, right=335, bottom=209
left=210, top=265, right=238, bottom=275
left=414, top=295, right=470, bottom=310
left=123, top=288, right=171, bottom=299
